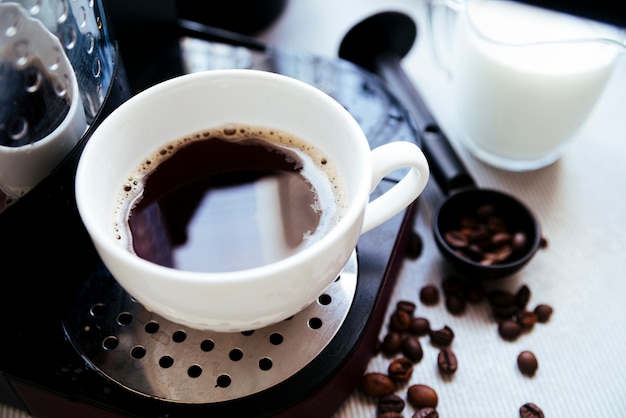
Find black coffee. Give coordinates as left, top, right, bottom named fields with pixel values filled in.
left=116, top=125, right=343, bottom=273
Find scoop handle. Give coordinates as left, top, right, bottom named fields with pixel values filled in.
left=362, top=141, right=429, bottom=234
left=374, top=51, right=475, bottom=195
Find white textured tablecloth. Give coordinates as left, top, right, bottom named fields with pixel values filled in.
left=3, top=1, right=625, bottom=417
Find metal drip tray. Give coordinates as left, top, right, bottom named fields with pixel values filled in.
left=63, top=252, right=357, bottom=404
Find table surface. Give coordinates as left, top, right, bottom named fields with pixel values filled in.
left=257, top=1, right=626, bottom=417
left=3, top=1, right=626, bottom=417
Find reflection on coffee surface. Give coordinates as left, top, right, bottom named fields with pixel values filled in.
left=115, top=124, right=345, bottom=272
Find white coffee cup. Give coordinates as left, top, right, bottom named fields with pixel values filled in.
left=428, top=0, right=624, bottom=171
left=75, top=69, right=429, bottom=332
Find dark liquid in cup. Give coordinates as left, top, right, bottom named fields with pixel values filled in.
left=119, top=127, right=341, bottom=273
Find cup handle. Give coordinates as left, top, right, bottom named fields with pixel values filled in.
left=427, top=0, right=462, bottom=77
left=361, top=141, right=430, bottom=234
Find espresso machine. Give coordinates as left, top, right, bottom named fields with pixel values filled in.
left=0, top=1, right=619, bottom=417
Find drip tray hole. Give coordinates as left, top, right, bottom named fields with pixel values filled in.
left=216, top=374, right=231, bottom=388
left=188, top=365, right=202, bottom=378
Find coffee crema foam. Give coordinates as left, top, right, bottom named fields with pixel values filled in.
left=113, top=123, right=347, bottom=271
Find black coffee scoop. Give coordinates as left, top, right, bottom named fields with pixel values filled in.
left=339, top=11, right=542, bottom=280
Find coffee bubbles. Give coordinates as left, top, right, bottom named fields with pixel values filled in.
left=113, top=123, right=347, bottom=273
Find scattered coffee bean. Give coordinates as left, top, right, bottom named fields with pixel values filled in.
left=488, top=289, right=518, bottom=319
left=407, top=384, right=438, bottom=409
left=413, top=407, right=439, bottom=418
left=389, top=309, right=411, bottom=333
left=377, top=394, right=405, bottom=414
left=515, top=284, right=531, bottom=309
left=519, top=402, right=545, bottom=418
left=360, top=372, right=396, bottom=397
left=396, top=300, right=417, bottom=316
left=388, top=357, right=413, bottom=381
left=382, top=331, right=403, bottom=356
left=402, top=335, right=424, bottom=363
left=363, top=274, right=552, bottom=417
left=498, top=319, right=522, bottom=341
left=437, top=347, right=458, bottom=376
left=445, top=292, right=466, bottom=315
left=406, top=232, right=423, bottom=260
left=409, top=317, right=430, bottom=336
left=516, top=310, right=538, bottom=330
left=429, top=325, right=454, bottom=347
left=488, top=289, right=516, bottom=309
left=464, top=280, right=486, bottom=304
left=534, top=304, right=553, bottom=323
left=442, top=275, right=464, bottom=296
left=517, top=351, right=538, bottom=377
left=420, top=284, right=440, bottom=305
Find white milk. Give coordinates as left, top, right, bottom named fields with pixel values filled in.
left=451, top=0, right=621, bottom=170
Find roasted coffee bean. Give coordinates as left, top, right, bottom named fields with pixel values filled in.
left=443, top=205, right=529, bottom=265
left=488, top=290, right=518, bottom=318
left=396, top=300, right=417, bottom=316
left=491, top=231, right=512, bottom=246
left=516, top=310, right=538, bottom=330
left=534, top=304, right=553, bottom=323
left=515, top=284, right=531, bottom=309
left=389, top=309, right=411, bottom=332
left=443, top=230, right=469, bottom=248
left=382, top=331, right=403, bottom=356
left=519, top=402, right=545, bottom=418
left=437, top=347, right=458, bottom=375
left=402, top=335, right=424, bottom=363
left=413, top=407, right=439, bottom=418
left=487, top=216, right=506, bottom=233
left=377, top=394, right=405, bottom=414
left=379, top=412, right=403, bottom=418
left=492, top=303, right=519, bottom=319
left=406, top=232, right=423, bottom=260
left=419, top=284, right=440, bottom=305
left=407, top=384, right=438, bottom=409
left=517, top=351, right=538, bottom=377
left=498, top=319, right=522, bottom=341
left=476, top=204, right=495, bottom=219
left=512, top=231, right=528, bottom=251
left=488, top=289, right=516, bottom=308
left=482, top=243, right=513, bottom=264
left=409, top=317, right=430, bottom=336
left=388, top=357, right=413, bottom=381
left=360, top=372, right=396, bottom=397
left=464, top=280, right=486, bottom=304
left=442, top=275, right=465, bottom=296
left=445, top=293, right=466, bottom=315
left=429, top=325, right=454, bottom=347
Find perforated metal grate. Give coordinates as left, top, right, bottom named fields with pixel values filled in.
left=64, top=252, right=357, bottom=403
